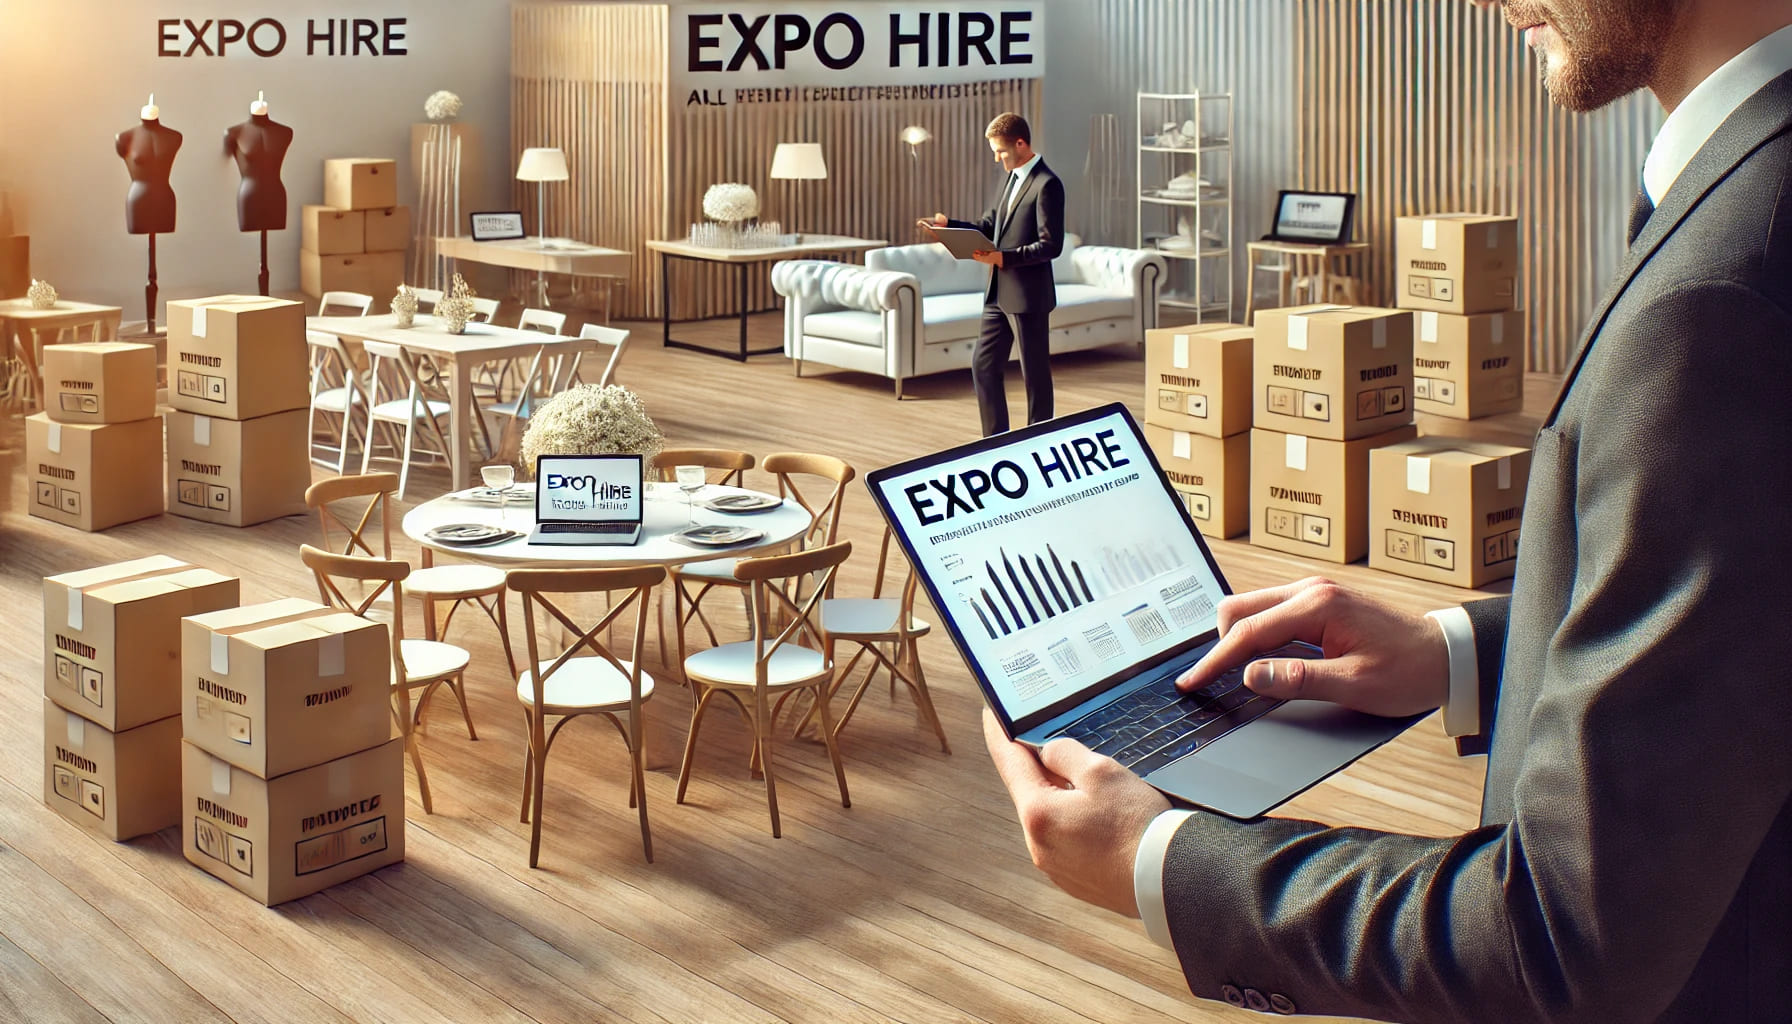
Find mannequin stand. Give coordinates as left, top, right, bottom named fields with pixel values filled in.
left=145, top=233, right=159, bottom=333
left=257, top=229, right=269, bottom=296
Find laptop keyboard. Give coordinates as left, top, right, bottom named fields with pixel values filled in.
left=540, top=522, right=636, bottom=534
left=1051, top=643, right=1314, bottom=776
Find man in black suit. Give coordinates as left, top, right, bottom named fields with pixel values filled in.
left=919, top=112, right=1066, bottom=437
left=984, top=1, right=1792, bottom=1019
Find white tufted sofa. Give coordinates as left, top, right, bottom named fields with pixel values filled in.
left=770, top=236, right=1166, bottom=398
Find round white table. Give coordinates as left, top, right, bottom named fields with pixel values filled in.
left=401, top=481, right=811, bottom=568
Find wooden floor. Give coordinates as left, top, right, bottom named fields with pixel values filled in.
left=0, top=315, right=1554, bottom=1024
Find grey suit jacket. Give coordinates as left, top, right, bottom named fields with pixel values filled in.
left=1160, top=72, right=1792, bottom=1022
left=947, top=159, right=1065, bottom=314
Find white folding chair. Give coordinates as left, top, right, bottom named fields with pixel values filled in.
left=306, top=329, right=371, bottom=473
left=517, top=308, right=567, bottom=335
left=470, top=296, right=503, bottom=324
left=359, top=339, right=465, bottom=499
left=468, top=296, right=512, bottom=399
left=578, top=323, right=631, bottom=388
left=484, top=337, right=584, bottom=459
left=411, top=287, right=443, bottom=314
left=319, top=291, right=374, bottom=317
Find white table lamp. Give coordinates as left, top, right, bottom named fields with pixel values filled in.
left=769, top=142, right=827, bottom=243
left=516, top=146, right=569, bottom=303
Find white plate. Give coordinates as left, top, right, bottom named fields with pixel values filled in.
left=426, top=523, right=516, bottom=545
left=459, top=484, right=535, bottom=504
left=674, top=525, right=765, bottom=547
left=703, top=493, right=781, bottom=513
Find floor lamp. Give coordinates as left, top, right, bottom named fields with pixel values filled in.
left=770, top=143, right=827, bottom=244
left=515, top=146, right=568, bottom=305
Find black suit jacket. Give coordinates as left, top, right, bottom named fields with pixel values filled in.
left=1159, top=72, right=1792, bottom=1022
left=948, top=159, right=1065, bottom=314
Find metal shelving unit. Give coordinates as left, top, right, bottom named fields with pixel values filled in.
left=1137, top=91, right=1233, bottom=322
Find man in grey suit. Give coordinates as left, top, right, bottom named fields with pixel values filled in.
left=919, top=112, right=1066, bottom=436
left=985, top=0, right=1792, bottom=1019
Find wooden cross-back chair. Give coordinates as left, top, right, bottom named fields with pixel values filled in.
left=670, top=452, right=853, bottom=674
left=303, top=474, right=515, bottom=737
left=677, top=541, right=853, bottom=838
left=509, top=565, right=664, bottom=866
left=299, top=544, right=475, bottom=816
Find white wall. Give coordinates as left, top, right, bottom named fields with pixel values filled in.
left=0, top=0, right=514, bottom=318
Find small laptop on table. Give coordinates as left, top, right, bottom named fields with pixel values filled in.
left=1262, top=190, right=1358, bottom=245
left=865, top=404, right=1422, bottom=819
left=528, top=454, right=644, bottom=546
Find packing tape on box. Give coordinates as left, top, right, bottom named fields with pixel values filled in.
left=1407, top=455, right=1432, bottom=495
left=1173, top=432, right=1191, bottom=460
left=212, top=633, right=231, bottom=675
left=1372, top=318, right=1387, bottom=349
left=211, top=755, right=231, bottom=796
left=57, top=559, right=204, bottom=634
left=328, top=758, right=353, bottom=796
left=1419, top=311, right=1439, bottom=343
left=1284, top=433, right=1308, bottom=472
left=1173, top=334, right=1190, bottom=370
left=68, top=588, right=83, bottom=631
left=317, top=633, right=345, bottom=676
left=1497, top=457, right=1512, bottom=490
left=1491, top=315, right=1505, bottom=345
left=193, top=305, right=206, bottom=337
left=1288, top=316, right=1309, bottom=351
left=1422, top=220, right=1438, bottom=250
left=193, top=415, right=212, bottom=447
left=1487, top=223, right=1500, bottom=248
left=47, top=421, right=61, bottom=454
left=207, top=605, right=357, bottom=677
left=65, top=711, right=85, bottom=751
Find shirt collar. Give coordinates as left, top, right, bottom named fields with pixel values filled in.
left=1009, top=152, right=1042, bottom=186
left=1643, top=22, right=1792, bottom=204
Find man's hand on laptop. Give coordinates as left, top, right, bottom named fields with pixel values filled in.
left=983, top=709, right=1169, bottom=918
left=1175, top=577, right=1449, bottom=718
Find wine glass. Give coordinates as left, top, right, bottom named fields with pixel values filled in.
left=675, top=465, right=706, bottom=526
left=481, top=463, right=516, bottom=524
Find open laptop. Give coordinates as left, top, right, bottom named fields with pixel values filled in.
left=1262, top=190, right=1357, bottom=244
left=865, top=404, right=1423, bottom=819
left=527, top=454, right=644, bottom=546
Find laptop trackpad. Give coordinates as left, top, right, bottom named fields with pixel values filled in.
left=1145, top=700, right=1416, bottom=820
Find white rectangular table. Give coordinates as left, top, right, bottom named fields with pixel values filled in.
left=436, top=236, right=632, bottom=316
left=307, top=313, right=596, bottom=490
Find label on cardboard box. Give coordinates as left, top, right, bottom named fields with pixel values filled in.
left=1253, top=306, right=1414, bottom=442
left=1370, top=438, right=1532, bottom=587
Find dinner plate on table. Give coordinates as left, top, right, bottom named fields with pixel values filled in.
left=673, top=525, right=765, bottom=547
left=702, top=493, right=781, bottom=513
left=425, top=523, right=520, bottom=547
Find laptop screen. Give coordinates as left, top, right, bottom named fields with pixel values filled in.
left=867, top=405, right=1231, bottom=735
left=1272, top=191, right=1355, bottom=243
left=534, top=455, right=644, bottom=524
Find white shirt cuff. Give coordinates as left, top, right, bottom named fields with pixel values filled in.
left=1133, top=809, right=1197, bottom=950
left=1426, top=607, right=1481, bottom=737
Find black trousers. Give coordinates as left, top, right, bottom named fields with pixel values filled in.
left=973, top=305, right=1053, bottom=437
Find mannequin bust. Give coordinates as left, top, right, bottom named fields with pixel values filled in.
left=114, top=95, right=181, bottom=235
left=223, top=91, right=292, bottom=232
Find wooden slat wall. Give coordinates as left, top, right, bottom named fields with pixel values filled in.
left=512, top=3, right=670, bottom=321
left=513, top=3, right=1041, bottom=322
left=1295, top=1, right=1662, bottom=373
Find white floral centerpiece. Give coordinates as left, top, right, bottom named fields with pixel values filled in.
left=436, top=273, right=476, bottom=334
left=702, top=182, right=759, bottom=223
left=26, top=279, right=56, bottom=310
left=521, top=384, right=664, bottom=472
left=424, top=90, right=463, bottom=122
left=391, top=284, right=419, bottom=328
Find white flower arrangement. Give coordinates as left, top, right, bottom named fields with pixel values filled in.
left=521, top=384, right=664, bottom=469
left=26, top=279, right=57, bottom=310
left=391, top=284, right=419, bottom=327
left=436, top=273, right=476, bottom=334
left=424, top=90, right=463, bottom=122
left=702, top=182, right=759, bottom=223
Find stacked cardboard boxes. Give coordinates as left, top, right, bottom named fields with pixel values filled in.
left=302, top=158, right=406, bottom=309
left=26, top=342, right=163, bottom=532
left=1141, top=324, right=1254, bottom=538
left=181, top=598, right=404, bottom=905
left=1369, top=438, right=1532, bottom=587
left=163, top=297, right=310, bottom=527
left=42, top=557, right=239, bottom=840
left=1250, top=305, right=1419, bottom=563
left=1395, top=214, right=1525, bottom=419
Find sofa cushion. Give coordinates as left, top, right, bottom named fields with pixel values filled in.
left=869, top=243, right=987, bottom=296
left=920, top=293, right=988, bottom=343
left=1052, top=233, right=1083, bottom=284
left=802, top=309, right=887, bottom=348
left=1051, top=284, right=1135, bottom=325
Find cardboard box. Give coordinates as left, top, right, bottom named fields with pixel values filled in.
left=322, top=158, right=398, bottom=211
left=164, top=409, right=309, bottom=527
left=1143, top=325, right=1253, bottom=438
left=1412, top=310, right=1525, bottom=419
left=40, top=342, right=158, bottom=424
left=300, top=206, right=365, bottom=257
left=43, top=700, right=181, bottom=841
left=166, top=296, right=306, bottom=420
left=1253, top=305, right=1414, bottom=441
left=182, top=735, right=405, bottom=906
left=1369, top=438, right=1531, bottom=588
left=26, top=414, right=163, bottom=532
left=1395, top=214, right=1519, bottom=315
left=0, top=234, right=26, bottom=298
left=1143, top=425, right=1250, bottom=539
left=183, top=599, right=392, bottom=778
left=363, top=206, right=411, bottom=254
left=300, top=250, right=403, bottom=309
left=1250, top=424, right=1419, bottom=564
left=43, top=555, right=240, bottom=731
